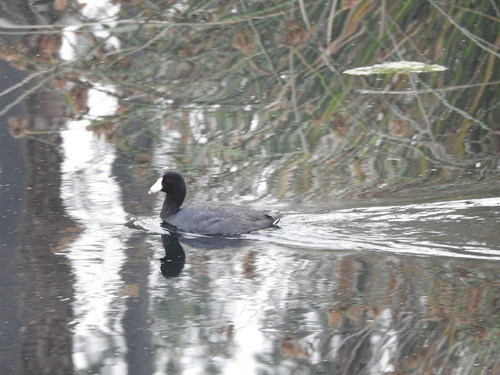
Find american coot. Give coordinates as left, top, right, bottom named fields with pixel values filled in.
left=149, top=171, right=282, bottom=235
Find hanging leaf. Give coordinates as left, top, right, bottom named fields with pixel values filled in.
left=344, top=61, right=447, bottom=75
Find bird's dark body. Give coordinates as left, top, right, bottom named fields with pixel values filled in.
left=150, top=171, right=281, bottom=235
left=162, top=201, right=279, bottom=235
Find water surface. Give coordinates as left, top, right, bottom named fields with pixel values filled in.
left=0, top=0, right=499, bottom=374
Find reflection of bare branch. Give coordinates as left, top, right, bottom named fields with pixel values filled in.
left=431, top=89, right=491, bottom=132
left=386, top=26, right=433, bottom=138
left=326, top=0, right=339, bottom=46
left=298, top=0, right=311, bottom=30
left=0, top=68, right=53, bottom=99
left=108, top=25, right=173, bottom=60
left=289, top=47, right=300, bottom=123
left=451, top=5, right=500, bottom=22
left=428, top=0, right=500, bottom=58
left=350, top=113, right=488, bottom=168
left=0, top=6, right=292, bottom=34
left=358, top=81, right=500, bottom=94
left=239, top=0, right=284, bottom=87
left=2, top=0, right=497, bottom=199
left=379, top=0, right=386, bottom=38
left=0, top=74, right=56, bottom=117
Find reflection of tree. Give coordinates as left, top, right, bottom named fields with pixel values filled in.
left=6, top=2, right=80, bottom=373
left=0, top=15, right=27, bottom=374
left=136, top=231, right=500, bottom=374
left=120, top=235, right=153, bottom=374
left=149, top=244, right=254, bottom=374
left=0, top=2, right=83, bottom=374
left=19, top=123, right=79, bottom=373
left=243, top=253, right=500, bottom=374
left=1, top=0, right=498, bottom=200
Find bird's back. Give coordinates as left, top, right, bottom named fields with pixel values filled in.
left=164, top=202, right=281, bottom=235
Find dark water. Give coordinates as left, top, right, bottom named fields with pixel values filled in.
left=1, top=0, right=500, bottom=374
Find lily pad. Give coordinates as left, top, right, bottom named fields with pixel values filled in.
left=344, top=61, right=447, bottom=75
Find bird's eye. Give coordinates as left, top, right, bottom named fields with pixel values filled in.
left=165, top=178, right=170, bottom=183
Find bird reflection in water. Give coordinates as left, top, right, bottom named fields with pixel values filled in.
left=158, top=226, right=249, bottom=278
left=160, top=234, right=186, bottom=278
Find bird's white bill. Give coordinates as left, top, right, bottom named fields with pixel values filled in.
left=148, top=177, right=163, bottom=194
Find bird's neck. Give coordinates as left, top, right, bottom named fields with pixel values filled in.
left=161, top=192, right=184, bottom=217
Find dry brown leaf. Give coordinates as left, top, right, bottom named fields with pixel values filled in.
left=54, top=0, right=67, bottom=11
left=122, top=284, right=139, bottom=298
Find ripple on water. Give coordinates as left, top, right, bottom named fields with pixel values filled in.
left=129, top=197, right=500, bottom=260
left=245, top=197, right=500, bottom=260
